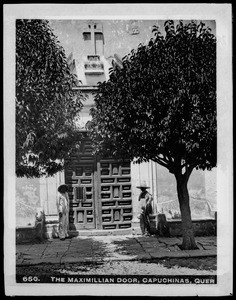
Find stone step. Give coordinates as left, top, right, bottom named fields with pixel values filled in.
left=45, top=215, right=59, bottom=224
left=69, top=228, right=133, bottom=237
left=44, top=223, right=133, bottom=238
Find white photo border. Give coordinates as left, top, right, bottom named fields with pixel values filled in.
left=4, top=3, right=233, bottom=296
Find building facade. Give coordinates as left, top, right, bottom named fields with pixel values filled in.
left=16, top=20, right=217, bottom=235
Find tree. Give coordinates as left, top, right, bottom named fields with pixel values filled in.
left=16, top=19, right=85, bottom=178
left=88, top=20, right=216, bottom=249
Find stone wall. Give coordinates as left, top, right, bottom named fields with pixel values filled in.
left=156, top=213, right=216, bottom=237
left=168, top=219, right=216, bottom=237
left=16, top=214, right=45, bottom=244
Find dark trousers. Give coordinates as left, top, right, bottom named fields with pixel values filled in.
left=140, top=212, right=151, bottom=234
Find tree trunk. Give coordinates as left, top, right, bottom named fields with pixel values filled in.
left=175, top=174, right=198, bottom=250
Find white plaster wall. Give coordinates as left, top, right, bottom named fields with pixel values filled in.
left=131, top=161, right=217, bottom=221
left=49, top=20, right=215, bottom=64
left=155, top=164, right=217, bottom=220
left=15, top=171, right=65, bottom=226
left=16, top=177, right=40, bottom=226
left=39, top=171, right=65, bottom=216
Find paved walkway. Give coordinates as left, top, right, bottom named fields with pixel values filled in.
left=16, top=235, right=216, bottom=266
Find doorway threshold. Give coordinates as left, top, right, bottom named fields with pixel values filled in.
left=69, top=228, right=133, bottom=237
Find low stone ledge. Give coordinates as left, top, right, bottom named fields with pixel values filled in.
left=168, top=218, right=216, bottom=237
left=16, top=226, right=42, bottom=244
left=69, top=228, right=132, bottom=237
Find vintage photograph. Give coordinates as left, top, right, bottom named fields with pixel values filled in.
left=4, top=3, right=232, bottom=297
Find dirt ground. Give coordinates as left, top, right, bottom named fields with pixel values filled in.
left=16, top=256, right=216, bottom=276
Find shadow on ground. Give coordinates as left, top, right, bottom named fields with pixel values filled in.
left=144, top=257, right=217, bottom=271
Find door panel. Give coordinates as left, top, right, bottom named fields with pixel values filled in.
left=65, top=137, right=96, bottom=230
left=71, top=165, right=95, bottom=229
left=98, top=159, right=133, bottom=230
left=65, top=136, right=133, bottom=231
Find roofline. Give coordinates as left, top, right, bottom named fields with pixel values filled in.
left=73, top=85, right=99, bottom=91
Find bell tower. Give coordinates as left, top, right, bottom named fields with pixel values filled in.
left=81, top=21, right=106, bottom=85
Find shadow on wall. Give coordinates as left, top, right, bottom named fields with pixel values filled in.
left=157, top=198, right=216, bottom=220
left=16, top=177, right=41, bottom=226
left=156, top=165, right=217, bottom=220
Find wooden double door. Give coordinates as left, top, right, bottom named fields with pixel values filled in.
left=65, top=136, right=133, bottom=231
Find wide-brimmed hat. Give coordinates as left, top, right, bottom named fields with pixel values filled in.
left=58, top=184, right=69, bottom=193
left=136, top=181, right=150, bottom=189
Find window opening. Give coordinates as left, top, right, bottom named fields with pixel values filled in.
left=95, top=32, right=103, bottom=41
left=83, top=32, right=91, bottom=40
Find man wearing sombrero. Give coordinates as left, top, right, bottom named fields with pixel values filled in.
left=137, top=181, right=153, bottom=236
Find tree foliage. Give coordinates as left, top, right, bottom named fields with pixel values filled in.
left=88, top=20, right=216, bottom=176
left=88, top=20, right=216, bottom=249
left=16, top=19, right=85, bottom=178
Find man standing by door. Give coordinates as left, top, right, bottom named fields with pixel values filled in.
left=137, top=182, right=153, bottom=236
